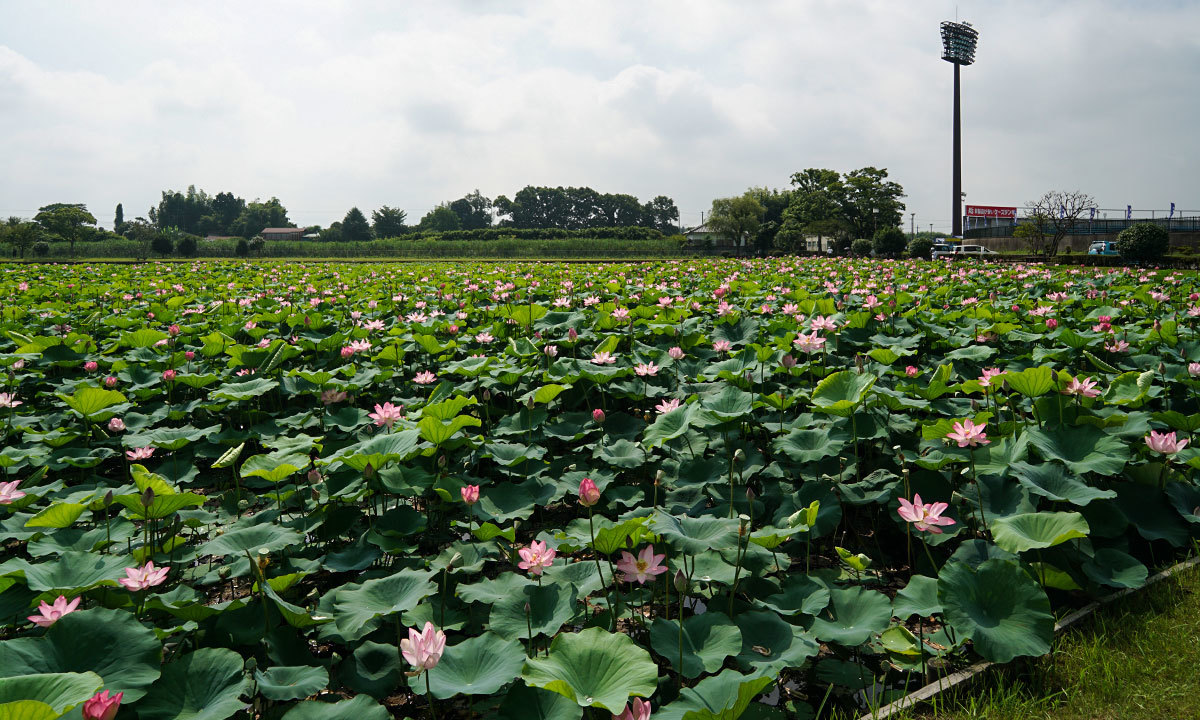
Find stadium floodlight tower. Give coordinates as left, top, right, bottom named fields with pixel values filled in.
left=941, top=19, right=978, bottom=238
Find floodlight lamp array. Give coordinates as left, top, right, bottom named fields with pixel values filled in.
left=940, top=20, right=978, bottom=65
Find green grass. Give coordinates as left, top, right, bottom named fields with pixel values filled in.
left=893, top=561, right=1200, bottom=720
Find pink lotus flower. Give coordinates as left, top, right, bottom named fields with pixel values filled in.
left=475, top=331, right=494, bottom=343
left=656, top=398, right=682, bottom=414
left=413, top=371, right=437, bottom=385
left=108, top=417, right=125, bottom=432
left=634, top=362, right=659, bottom=377
left=578, top=477, right=600, bottom=507
left=517, top=540, right=557, bottom=576
left=400, top=621, right=447, bottom=674
left=320, top=389, right=348, bottom=405
left=946, top=419, right=990, bottom=448
left=781, top=354, right=797, bottom=370
left=668, top=346, right=685, bottom=360
left=1145, top=430, right=1188, bottom=455
left=615, top=544, right=668, bottom=584
left=168, top=324, right=181, bottom=336
left=0, top=392, right=22, bottom=409
left=1062, top=376, right=1100, bottom=398
left=84, top=361, right=99, bottom=372
left=713, top=340, right=732, bottom=353
left=119, top=561, right=169, bottom=591
left=593, top=408, right=606, bottom=423
left=368, top=402, right=404, bottom=428
left=461, top=485, right=480, bottom=505
left=591, top=351, right=616, bottom=365
left=125, top=447, right=155, bottom=461
left=897, top=494, right=956, bottom=534
left=28, top=594, right=80, bottom=628
left=104, top=376, right=118, bottom=388
left=0, top=480, right=26, bottom=505
left=792, top=331, right=825, bottom=354
left=905, top=365, right=918, bottom=377
left=161, top=369, right=176, bottom=382
left=810, top=315, right=838, bottom=332
left=1105, top=339, right=1130, bottom=353
left=82, top=690, right=123, bottom=720
left=978, top=368, right=1005, bottom=388
left=1189, top=362, right=1200, bottom=377
left=1045, top=318, right=1058, bottom=329
left=544, top=344, right=558, bottom=357
left=612, top=698, right=652, bottom=720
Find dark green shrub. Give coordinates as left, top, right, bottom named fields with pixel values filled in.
left=907, top=236, right=934, bottom=259
left=872, top=227, right=907, bottom=258
left=177, top=236, right=198, bottom=257
left=851, top=238, right=873, bottom=257
left=1116, top=223, right=1169, bottom=262
left=33, top=241, right=49, bottom=257
left=235, top=238, right=249, bottom=257
left=151, top=234, right=174, bottom=257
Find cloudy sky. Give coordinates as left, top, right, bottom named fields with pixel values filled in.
left=2, top=1, right=1198, bottom=233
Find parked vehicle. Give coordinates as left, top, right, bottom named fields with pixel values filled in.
left=931, top=241, right=959, bottom=259
left=1089, top=240, right=1119, bottom=256
left=952, top=244, right=998, bottom=257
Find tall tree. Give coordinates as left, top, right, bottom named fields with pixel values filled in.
left=419, top=205, right=462, bottom=232
left=2, top=218, right=42, bottom=259
left=35, top=203, right=96, bottom=257
left=114, top=203, right=124, bottom=232
left=1024, top=190, right=1096, bottom=256
left=707, top=193, right=765, bottom=250
left=786, top=169, right=847, bottom=253
left=231, top=198, right=290, bottom=238
left=209, top=192, right=246, bottom=235
left=341, top=207, right=373, bottom=242
left=371, top=206, right=409, bottom=238
left=642, top=195, right=680, bottom=233
left=841, top=167, right=906, bottom=239
left=448, top=190, right=493, bottom=230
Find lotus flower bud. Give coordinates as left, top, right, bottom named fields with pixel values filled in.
left=781, top=354, right=796, bottom=369
left=592, top=408, right=605, bottom=424
left=141, top=488, right=155, bottom=508
left=577, top=478, right=600, bottom=507
left=482, top=389, right=491, bottom=402
left=674, top=569, right=687, bottom=593
left=307, top=468, right=321, bottom=483
left=363, top=463, right=376, bottom=480
left=733, top=448, right=745, bottom=463
left=568, top=328, right=578, bottom=342
left=745, top=486, right=756, bottom=502
left=103, top=490, right=114, bottom=507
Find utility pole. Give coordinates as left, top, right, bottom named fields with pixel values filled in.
left=941, top=20, right=979, bottom=238
left=911, top=212, right=916, bottom=239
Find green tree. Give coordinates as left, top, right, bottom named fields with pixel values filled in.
left=208, top=192, right=246, bottom=235
left=787, top=169, right=846, bottom=253
left=907, top=236, right=934, bottom=259
left=707, top=193, right=765, bottom=251
left=842, top=167, right=906, bottom=239
left=151, top=232, right=175, bottom=257
left=773, top=217, right=808, bottom=253
left=448, top=190, right=493, bottom=230
left=371, top=206, right=408, bottom=238
left=34, top=203, right=97, bottom=257
left=641, top=195, right=680, bottom=233
left=114, top=203, right=124, bottom=233
left=319, top=223, right=344, bottom=243
left=872, top=226, right=907, bottom=258
left=419, top=205, right=462, bottom=232
left=176, top=235, right=199, bottom=257
left=341, top=207, right=373, bottom=242
left=1117, top=223, right=1170, bottom=263
left=1025, top=190, right=1095, bottom=257
left=2, top=218, right=43, bottom=259
left=231, top=198, right=290, bottom=238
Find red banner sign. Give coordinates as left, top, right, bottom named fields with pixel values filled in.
left=965, top=205, right=1017, bottom=218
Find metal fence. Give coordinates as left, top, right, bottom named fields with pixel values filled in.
left=965, top=215, right=1200, bottom=239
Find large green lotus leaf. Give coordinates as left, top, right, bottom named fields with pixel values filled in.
left=595, top=438, right=647, bottom=469
left=592, top=516, right=651, bottom=556
left=24, top=502, right=87, bottom=529
left=643, top=405, right=695, bottom=448
left=418, top=415, right=482, bottom=445
left=1113, top=484, right=1189, bottom=546
left=23, top=551, right=128, bottom=592
left=0, top=608, right=161, bottom=702
left=734, top=610, right=819, bottom=674
left=241, top=452, right=309, bottom=483
left=812, top=371, right=877, bottom=417
left=1004, top=366, right=1054, bottom=397
left=893, top=575, right=941, bottom=619
left=772, top=429, right=846, bottom=465
left=114, top=492, right=205, bottom=520
left=649, top=612, right=743, bottom=679
left=991, top=512, right=1090, bottom=553
left=701, top=385, right=755, bottom=421
left=457, top=573, right=535, bottom=605
left=949, top=539, right=1018, bottom=569
left=281, top=695, right=389, bottom=720
left=711, top=317, right=761, bottom=346
left=137, top=648, right=248, bottom=720
left=199, top=523, right=303, bottom=557
left=328, top=430, right=422, bottom=471
left=340, top=641, right=400, bottom=698
left=489, top=583, right=578, bottom=640
left=485, top=442, right=547, bottom=467
left=210, top=378, right=280, bottom=402
left=412, top=632, right=525, bottom=699
left=1166, top=482, right=1200, bottom=523
left=938, top=559, right=1053, bottom=663
left=0, top=672, right=102, bottom=715
left=1026, top=426, right=1129, bottom=477
left=254, top=666, right=329, bottom=701
left=654, top=669, right=773, bottom=720
left=521, top=628, right=658, bottom=712
left=1082, top=548, right=1148, bottom=589
left=499, top=682, right=583, bottom=720
left=652, top=512, right=739, bottom=554
left=971, top=433, right=1029, bottom=478
left=755, top=575, right=830, bottom=617
left=1010, top=461, right=1117, bottom=506
left=124, top=424, right=221, bottom=451
left=328, top=569, right=437, bottom=640
left=1102, top=370, right=1155, bottom=407
left=0, top=700, right=59, bottom=720
left=807, top=586, right=892, bottom=646
left=57, top=387, right=127, bottom=421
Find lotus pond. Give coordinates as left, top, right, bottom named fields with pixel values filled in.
left=0, top=258, right=1198, bottom=720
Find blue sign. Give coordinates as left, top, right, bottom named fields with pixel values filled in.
left=1126, top=205, right=1132, bottom=220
